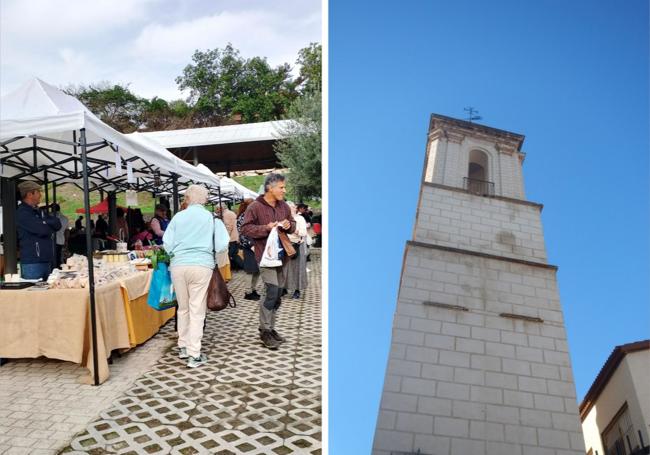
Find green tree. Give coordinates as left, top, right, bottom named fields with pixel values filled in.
left=274, top=90, right=321, bottom=201
left=141, top=97, right=194, bottom=131
left=65, top=82, right=146, bottom=133
left=175, top=44, right=298, bottom=126
left=296, top=43, right=322, bottom=94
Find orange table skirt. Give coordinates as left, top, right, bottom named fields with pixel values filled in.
left=120, top=287, right=176, bottom=347
left=219, top=264, right=231, bottom=282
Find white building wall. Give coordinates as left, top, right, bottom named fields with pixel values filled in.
left=581, top=351, right=650, bottom=455
left=626, top=351, right=650, bottom=428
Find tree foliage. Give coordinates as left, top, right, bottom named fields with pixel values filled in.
left=66, top=83, right=145, bottom=133
left=175, top=43, right=298, bottom=126
left=64, top=42, right=322, bottom=143
left=275, top=90, right=321, bottom=201
left=296, top=43, right=322, bottom=94
left=65, top=83, right=193, bottom=133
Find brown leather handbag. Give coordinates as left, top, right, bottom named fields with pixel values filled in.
left=206, top=267, right=236, bottom=311
left=278, top=230, right=296, bottom=258
left=206, top=219, right=236, bottom=311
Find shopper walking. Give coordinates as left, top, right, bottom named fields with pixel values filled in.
left=236, top=198, right=260, bottom=300
left=241, top=173, right=295, bottom=350
left=284, top=202, right=309, bottom=299
left=163, top=185, right=229, bottom=368
left=217, top=203, right=242, bottom=270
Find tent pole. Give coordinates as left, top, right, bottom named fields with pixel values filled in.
left=172, top=175, right=179, bottom=214
left=81, top=128, right=100, bottom=386
left=44, top=170, right=49, bottom=208
left=44, top=170, right=56, bottom=269
left=108, top=193, right=117, bottom=246
left=52, top=182, right=57, bottom=204
left=1, top=178, right=17, bottom=274
left=171, top=174, right=180, bottom=331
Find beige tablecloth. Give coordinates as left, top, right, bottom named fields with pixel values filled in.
left=120, top=270, right=152, bottom=300
left=0, top=282, right=131, bottom=384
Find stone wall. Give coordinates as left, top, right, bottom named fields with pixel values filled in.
left=372, top=244, right=585, bottom=455
left=415, top=184, right=547, bottom=263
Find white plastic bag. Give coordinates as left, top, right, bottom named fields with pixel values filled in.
left=260, top=227, right=283, bottom=267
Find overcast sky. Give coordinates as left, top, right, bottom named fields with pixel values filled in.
left=0, top=0, right=321, bottom=100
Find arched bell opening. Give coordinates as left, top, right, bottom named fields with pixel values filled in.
left=465, top=149, right=494, bottom=196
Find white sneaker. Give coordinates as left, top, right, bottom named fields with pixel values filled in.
left=178, top=347, right=189, bottom=359
left=187, top=353, right=207, bottom=368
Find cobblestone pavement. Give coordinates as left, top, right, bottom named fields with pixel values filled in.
left=1, top=251, right=321, bottom=455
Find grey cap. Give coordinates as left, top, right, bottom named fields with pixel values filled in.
left=17, top=181, right=41, bottom=198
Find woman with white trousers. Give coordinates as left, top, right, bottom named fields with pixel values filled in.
left=163, top=185, right=229, bottom=368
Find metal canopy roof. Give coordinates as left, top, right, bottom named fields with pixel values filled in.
left=136, top=120, right=295, bottom=173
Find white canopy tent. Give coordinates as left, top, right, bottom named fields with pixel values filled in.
left=194, top=164, right=259, bottom=202
left=0, top=78, right=223, bottom=385
left=1, top=79, right=180, bottom=189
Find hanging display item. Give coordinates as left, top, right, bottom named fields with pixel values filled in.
left=114, top=146, right=122, bottom=175
left=126, top=190, right=138, bottom=206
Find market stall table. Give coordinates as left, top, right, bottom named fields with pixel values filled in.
left=0, top=281, right=130, bottom=384
left=119, top=270, right=175, bottom=346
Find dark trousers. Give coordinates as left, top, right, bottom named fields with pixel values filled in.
left=259, top=266, right=285, bottom=331
left=229, top=242, right=243, bottom=270
left=55, top=244, right=63, bottom=268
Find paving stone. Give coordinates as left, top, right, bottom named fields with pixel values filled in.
left=57, top=251, right=322, bottom=454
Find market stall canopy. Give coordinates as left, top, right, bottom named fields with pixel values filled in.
left=218, top=177, right=259, bottom=201
left=127, top=132, right=220, bottom=191
left=74, top=198, right=125, bottom=214
left=137, top=120, right=296, bottom=173
left=0, top=78, right=196, bottom=192
left=194, top=164, right=258, bottom=201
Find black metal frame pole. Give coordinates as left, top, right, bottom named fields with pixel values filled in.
left=80, top=129, right=100, bottom=386
left=171, top=174, right=179, bottom=332
left=44, top=171, right=56, bottom=269
left=52, top=182, right=57, bottom=204
left=44, top=170, right=49, bottom=208
left=108, top=192, right=117, bottom=247
left=172, top=175, right=179, bottom=214
left=1, top=178, right=17, bottom=274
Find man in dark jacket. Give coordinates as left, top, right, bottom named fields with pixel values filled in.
left=241, top=173, right=296, bottom=350
left=16, top=181, right=61, bottom=280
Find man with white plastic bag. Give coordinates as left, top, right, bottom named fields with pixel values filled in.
left=241, top=173, right=296, bottom=349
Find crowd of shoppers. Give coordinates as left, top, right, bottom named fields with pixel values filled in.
left=13, top=172, right=317, bottom=365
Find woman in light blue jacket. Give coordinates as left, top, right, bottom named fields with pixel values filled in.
left=163, top=185, right=229, bottom=368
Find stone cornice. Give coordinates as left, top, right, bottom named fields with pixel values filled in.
left=407, top=240, right=558, bottom=271
left=422, top=181, right=544, bottom=210
left=429, top=113, right=525, bottom=151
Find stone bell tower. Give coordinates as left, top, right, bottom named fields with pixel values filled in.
left=372, top=114, right=585, bottom=455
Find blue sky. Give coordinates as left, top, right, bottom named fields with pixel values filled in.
left=329, top=0, right=649, bottom=453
